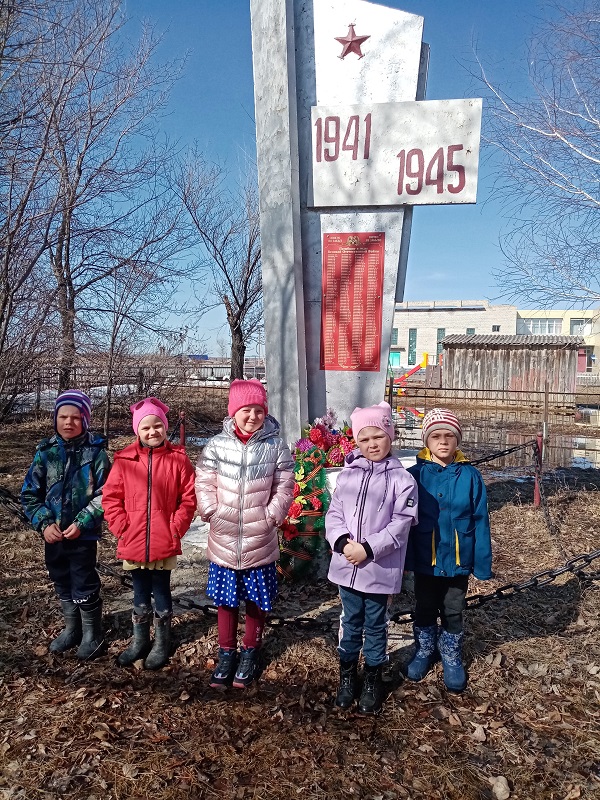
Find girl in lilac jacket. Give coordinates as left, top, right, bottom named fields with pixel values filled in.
left=325, top=402, right=418, bottom=714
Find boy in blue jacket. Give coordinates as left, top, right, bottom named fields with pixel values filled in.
left=406, top=408, right=492, bottom=691
left=21, top=391, right=111, bottom=659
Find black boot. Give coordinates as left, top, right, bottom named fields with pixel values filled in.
left=49, top=599, right=82, bottom=653
left=117, top=608, right=152, bottom=667
left=144, top=612, right=172, bottom=670
left=335, top=659, right=358, bottom=709
left=358, top=663, right=383, bottom=714
left=77, top=599, right=106, bottom=660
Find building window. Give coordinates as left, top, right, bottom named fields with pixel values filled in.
left=570, top=318, right=591, bottom=336
left=492, top=325, right=501, bottom=332
left=436, top=328, right=445, bottom=361
left=466, top=327, right=475, bottom=335
left=408, top=328, right=417, bottom=365
left=521, top=318, right=563, bottom=335
left=391, top=327, right=398, bottom=345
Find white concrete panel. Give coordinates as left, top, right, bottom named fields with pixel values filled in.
left=312, top=1, right=424, bottom=104
left=311, top=99, right=482, bottom=207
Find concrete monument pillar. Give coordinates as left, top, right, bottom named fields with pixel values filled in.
left=251, top=0, right=481, bottom=442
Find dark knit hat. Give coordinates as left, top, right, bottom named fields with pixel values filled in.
left=54, top=390, right=92, bottom=431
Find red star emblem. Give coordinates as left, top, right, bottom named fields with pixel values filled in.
left=335, top=23, right=370, bottom=60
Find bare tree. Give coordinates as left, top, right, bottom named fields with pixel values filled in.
left=482, top=1, right=600, bottom=306
left=178, top=153, right=263, bottom=380
left=1, top=0, right=192, bottom=404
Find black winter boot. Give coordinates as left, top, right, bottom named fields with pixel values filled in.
left=358, top=663, right=383, bottom=714
left=144, top=612, right=172, bottom=670
left=210, top=648, right=238, bottom=688
left=49, top=600, right=82, bottom=653
left=117, top=608, right=152, bottom=667
left=77, top=599, right=106, bottom=660
left=233, top=647, right=260, bottom=688
left=335, top=659, right=359, bottom=709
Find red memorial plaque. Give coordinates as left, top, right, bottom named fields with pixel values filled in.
left=320, top=232, right=385, bottom=371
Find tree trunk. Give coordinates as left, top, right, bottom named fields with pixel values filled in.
left=230, top=328, right=246, bottom=380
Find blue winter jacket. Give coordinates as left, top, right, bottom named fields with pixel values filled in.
left=21, top=432, right=111, bottom=540
left=406, top=449, right=492, bottom=580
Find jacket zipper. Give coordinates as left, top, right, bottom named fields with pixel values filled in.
left=350, top=461, right=373, bottom=588
left=237, top=445, right=247, bottom=569
left=145, top=448, right=153, bottom=563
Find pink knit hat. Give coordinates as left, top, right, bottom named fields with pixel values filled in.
left=130, top=397, right=169, bottom=434
left=421, top=408, right=462, bottom=445
left=228, top=379, right=268, bottom=417
left=350, top=401, right=395, bottom=442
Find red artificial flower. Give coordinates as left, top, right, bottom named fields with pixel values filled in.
left=288, top=501, right=303, bottom=520
left=311, top=496, right=322, bottom=511
left=293, top=483, right=301, bottom=497
left=309, top=427, right=324, bottom=444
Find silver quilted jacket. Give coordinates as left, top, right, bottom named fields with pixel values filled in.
left=195, top=415, right=295, bottom=570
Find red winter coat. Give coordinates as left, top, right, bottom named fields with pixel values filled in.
left=102, top=440, right=196, bottom=563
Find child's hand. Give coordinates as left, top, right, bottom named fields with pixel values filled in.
left=43, top=523, right=63, bottom=543
left=62, top=523, right=81, bottom=540
left=343, top=541, right=368, bottom=565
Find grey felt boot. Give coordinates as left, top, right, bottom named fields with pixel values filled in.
left=117, top=608, right=152, bottom=667
left=144, top=612, right=172, bottom=670
left=49, top=600, right=82, bottom=653
left=76, top=598, right=106, bottom=660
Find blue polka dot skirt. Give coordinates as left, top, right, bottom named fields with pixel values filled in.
left=207, top=561, right=278, bottom=611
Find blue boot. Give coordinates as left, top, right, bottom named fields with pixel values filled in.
left=406, top=625, right=438, bottom=681
left=438, top=628, right=467, bottom=692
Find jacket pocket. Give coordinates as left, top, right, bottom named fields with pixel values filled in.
left=124, top=494, right=137, bottom=513
left=453, top=516, right=475, bottom=568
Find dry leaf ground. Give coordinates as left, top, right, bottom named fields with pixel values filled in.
left=0, top=422, right=599, bottom=799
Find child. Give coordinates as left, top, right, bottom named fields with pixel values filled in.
left=21, top=390, right=111, bottom=659
left=325, top=401, right=418, bottom=714
left=102, top=397, right=196, bottom=670
left=405, top=408, right=493, bottom=692
left=195, top=379, right=294, bottom=689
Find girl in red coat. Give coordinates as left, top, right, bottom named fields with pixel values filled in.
left=102, top=397, right=196, bottom=669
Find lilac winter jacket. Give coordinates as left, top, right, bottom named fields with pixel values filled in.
left=325, top=451, right=419, bottom=595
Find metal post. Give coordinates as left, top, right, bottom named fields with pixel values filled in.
left=387, top=375, right=394, bottom=409
left=533, top=431, right=543, bottom=508
left=179, top=410, right=186, bottom=446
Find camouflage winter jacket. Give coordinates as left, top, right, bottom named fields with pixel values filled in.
left=21, top=432, right=111, bottom=540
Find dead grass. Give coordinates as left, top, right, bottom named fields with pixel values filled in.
left=0, top=424, right=599, bottom=799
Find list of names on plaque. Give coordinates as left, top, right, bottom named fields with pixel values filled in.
left=320, top=232, right=385, bottom=372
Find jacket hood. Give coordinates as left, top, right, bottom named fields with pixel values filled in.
left=416, top=447, right=469, bottom=465
left=344, top=449, right=405, bottom=472
left=221, top=413, right=281, bottom=441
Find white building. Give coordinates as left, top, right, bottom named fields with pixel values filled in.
left=390, top=301, right=600, bottom=373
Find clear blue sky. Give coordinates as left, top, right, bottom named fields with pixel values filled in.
left=125, top=0, right=548, bottom=352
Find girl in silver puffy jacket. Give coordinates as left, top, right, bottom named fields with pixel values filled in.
left=195, top=379, right=294, bottom=689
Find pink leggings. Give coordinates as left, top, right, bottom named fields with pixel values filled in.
left=218, top=602, right=267, bottom=650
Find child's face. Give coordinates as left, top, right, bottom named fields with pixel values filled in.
left=356, top=426, right=391, bottom=462
left=138, top=415, right=167, bottom=447
left=427, top=430, right=458, bottom=465
left=234, top=405, right=265, bottom=434
left=56, top=405, right=83, bottom=439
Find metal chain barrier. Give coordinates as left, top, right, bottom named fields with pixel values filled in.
left=469, top=438, right=537, bottom=466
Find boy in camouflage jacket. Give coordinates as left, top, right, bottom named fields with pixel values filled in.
left=21, top=391, right=111, bottom=659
